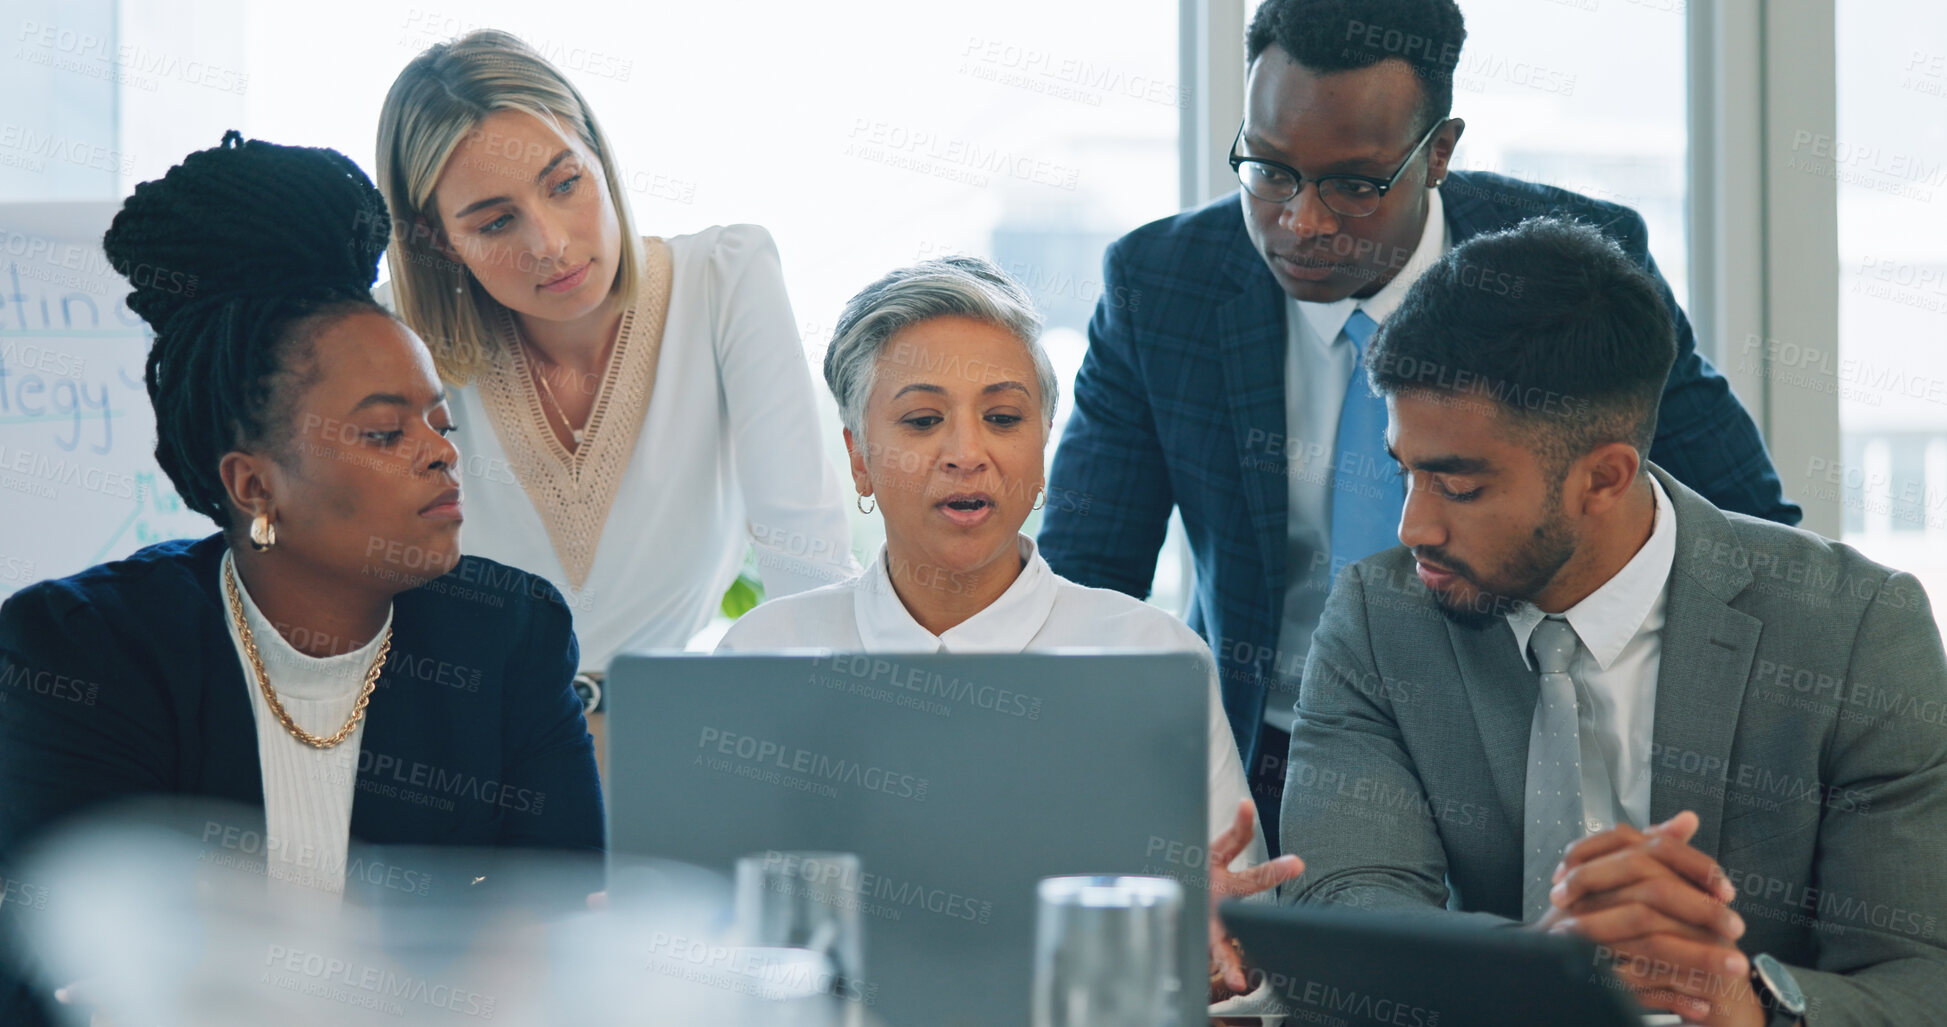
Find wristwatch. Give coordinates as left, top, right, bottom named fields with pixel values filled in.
left=1750, top=952, right=1807, bottom=1026
left=572, top=671, right=604, bottom=715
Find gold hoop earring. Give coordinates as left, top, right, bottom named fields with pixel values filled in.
left=856, top=493, right=876, bottom=515
left=1031, top=485, right=1047, bottom=512
left=249, top=512, right=277, bottom=551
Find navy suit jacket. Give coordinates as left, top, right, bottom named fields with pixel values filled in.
left=0, top=535, right=604, bottom=1023
left=1041, top=174, right=1802, bottom=771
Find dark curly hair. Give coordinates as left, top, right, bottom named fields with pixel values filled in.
left=102, top=131, right=394, bottom=527
left=1368, top=216, right=1676, bottom=475
left=1246, top=0, right=1467, bottom=128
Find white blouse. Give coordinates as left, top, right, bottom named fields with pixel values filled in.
left=717, top=534, right=1266, bottom=866
left=220, top=549, right=390, bottom=899
left=441, top=225, right=857, bottom=669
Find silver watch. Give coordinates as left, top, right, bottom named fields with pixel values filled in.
left=571, top=671, right=604, bottom=714
left=1750, top=952, right=1807, bottom=1025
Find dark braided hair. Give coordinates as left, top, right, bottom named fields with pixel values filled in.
left=103, top=131, right=394, bottom=526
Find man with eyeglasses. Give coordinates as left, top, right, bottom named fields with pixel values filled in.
left=1039, top=0, right=1802, bottom=844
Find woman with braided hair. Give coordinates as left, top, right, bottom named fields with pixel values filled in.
left=0, top=132, right=603, bottom=1024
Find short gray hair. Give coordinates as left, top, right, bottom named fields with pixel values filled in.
left=823, top=256, right=1056, bottom=446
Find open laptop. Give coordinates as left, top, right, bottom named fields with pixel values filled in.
left=1221, top=903, right=1645, bottom=1027
left=605, top=651, right=1213, bottom=1027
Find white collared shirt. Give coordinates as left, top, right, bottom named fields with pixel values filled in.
left=1505, top=476, right=1676, bottom=831
left=1270, top=191, right=1451, bottom=732
left=718, top=534, right=1266, bottom=867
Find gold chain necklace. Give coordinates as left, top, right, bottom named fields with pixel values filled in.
left=518, top=333, right=588, bottom=447
left=532, top=358, right=584, bottom=446
left=512, top=311, right=627, bottom=450
left=223, top=558, right=389, bottom=749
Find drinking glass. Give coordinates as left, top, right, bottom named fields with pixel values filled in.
left=734, top=851, right=867, bottom=1024
left=1031, top=874, right=1183, bottom=1027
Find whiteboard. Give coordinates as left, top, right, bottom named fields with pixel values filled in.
left=0, top=201, right=210, bottom=600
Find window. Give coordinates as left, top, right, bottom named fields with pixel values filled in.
left=1834, top=0, right=1947, bottom=632
left=1440, top=1, right=1690, bottom=307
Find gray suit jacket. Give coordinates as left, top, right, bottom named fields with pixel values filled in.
left=1281, top=465, right=1947, bottom=1025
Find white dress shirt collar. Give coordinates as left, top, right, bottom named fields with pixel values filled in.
left=1508, top=475, right=1677, bottom=671
left=853, top=534, right=1058, bottom=653
left=1294, top=188, right=1449, bottom=344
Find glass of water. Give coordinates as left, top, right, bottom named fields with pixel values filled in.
left=734, top=851, right=867, bottom=1022
left=1032, top=874, right=1183, bottom=1027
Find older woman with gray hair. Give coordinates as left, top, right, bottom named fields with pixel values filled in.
left=718, top=256, right=1301, bottom=1004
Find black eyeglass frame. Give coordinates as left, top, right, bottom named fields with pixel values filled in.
left=1227, top=117, right=1448, bottom=216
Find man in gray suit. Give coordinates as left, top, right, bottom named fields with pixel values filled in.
left=1280, top=217, right=1946, bottom=1025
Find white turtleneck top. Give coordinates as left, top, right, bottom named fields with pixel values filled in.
left=219, top=549, right=392, bottom=897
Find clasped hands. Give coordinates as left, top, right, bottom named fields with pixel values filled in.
left=1537, top=810, right=1781, bottom=1027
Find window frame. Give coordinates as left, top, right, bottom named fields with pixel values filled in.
left=1687, top=0, right=1840, bottom=535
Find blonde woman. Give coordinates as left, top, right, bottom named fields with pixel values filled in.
left=376, top=30, right=855, bottom=698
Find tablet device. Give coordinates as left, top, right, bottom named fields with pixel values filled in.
left=1220, top=902, right=1644, bottom=1027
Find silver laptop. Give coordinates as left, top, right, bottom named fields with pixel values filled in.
left=605, top=651, right=1211, bottom=1027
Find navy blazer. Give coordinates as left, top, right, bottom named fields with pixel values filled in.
left=1041, top=174, right=1802, bottom=772
left=0, top=535, right=604, bottom=1023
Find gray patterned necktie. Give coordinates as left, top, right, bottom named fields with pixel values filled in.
left=1523, top=616, right=1586, bottom=921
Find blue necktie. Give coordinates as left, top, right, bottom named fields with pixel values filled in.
left=1327, top=309, right=1403, bottom=579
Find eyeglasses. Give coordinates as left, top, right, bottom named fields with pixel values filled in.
left=1228, top=118, right=1446, bottom=218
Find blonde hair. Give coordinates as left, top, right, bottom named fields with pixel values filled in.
left=376, top=29, right=643, bottom=383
